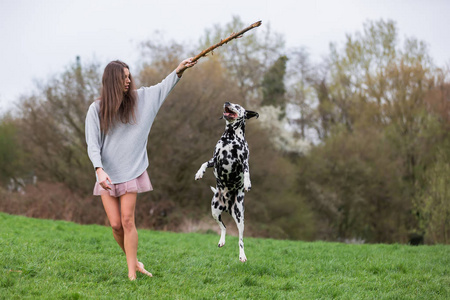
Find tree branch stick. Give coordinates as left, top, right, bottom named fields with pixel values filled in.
left=192, top=20, right=262, bottom=62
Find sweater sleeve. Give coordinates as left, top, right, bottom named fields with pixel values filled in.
left=140, top=70, right=181, bottom=114
left=85, top=102, right=103, bottom=169
left=157, top=70, right=181, bottom=103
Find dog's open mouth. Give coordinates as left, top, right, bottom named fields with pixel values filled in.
left=223, top=106, right=238, bottom=120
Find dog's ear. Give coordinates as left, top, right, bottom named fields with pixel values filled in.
left=245, top=110, right=259, bottom=119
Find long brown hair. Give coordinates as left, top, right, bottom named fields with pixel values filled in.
left=99, top=60, right=137, bottom=134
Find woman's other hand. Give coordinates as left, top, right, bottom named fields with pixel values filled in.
left=96, top=168, right=112, bottom=190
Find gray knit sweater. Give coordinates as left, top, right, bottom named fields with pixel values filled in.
left=85, top=70, right=180, bottom=184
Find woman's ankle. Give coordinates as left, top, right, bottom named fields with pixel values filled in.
left=128, top=273, right=137, bottom=281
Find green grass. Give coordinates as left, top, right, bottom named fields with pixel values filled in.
left=0, top=212, right=448, bottom=299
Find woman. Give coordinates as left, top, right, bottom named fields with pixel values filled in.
left=85, top=57, right=197, bottom=280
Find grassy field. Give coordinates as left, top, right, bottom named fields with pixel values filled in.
left=0, top=212, right=449, bottom=299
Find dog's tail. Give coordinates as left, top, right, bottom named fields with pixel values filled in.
left=210, top=186, right=218, bottom=194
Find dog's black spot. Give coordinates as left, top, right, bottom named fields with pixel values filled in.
left=234, top=205, right=241, bottom=223
left=228, top=199, right=233, bottom=209
left=237, top=195, right=244, bottom=203
left=220, top=173, right=227, bottom=182
left=218, top=215, right=226, bottom=228
left=220, top=137, right=230, bottom=145
left=242, top=151, right=248, bottom=160
left=213, top=201, right=219, bottom=209
left=231, top=147, right=238, bottom=158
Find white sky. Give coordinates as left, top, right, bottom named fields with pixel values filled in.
left=1, top=0, right=449, bottom=114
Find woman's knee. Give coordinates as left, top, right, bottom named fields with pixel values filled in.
left=110, top=221, right=123, bottom=233
left=120, top=193, right=137, bottom=231
left=121, top=215, right=135, bottom=231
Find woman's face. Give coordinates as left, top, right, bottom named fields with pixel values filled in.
left=123, top=68, right=131, bottom=92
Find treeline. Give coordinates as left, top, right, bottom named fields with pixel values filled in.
left=0, top=17, right=448, bottom=244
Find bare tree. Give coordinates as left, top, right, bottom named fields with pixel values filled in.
left=17, top=58, right=101, bottom=194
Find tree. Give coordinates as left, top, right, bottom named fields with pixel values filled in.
left=17, top=57, right=101, bottom=194
left=297, top=19, right=449, bottom=243
left=413, top=81, right=450, bottom=243
left=285, top=47, right=318, bottom=140
left=0, top=116, right=26, bottom=186
left=261, top=55, right=288, bottom=111
left=414, top=148, right=450, bottom=244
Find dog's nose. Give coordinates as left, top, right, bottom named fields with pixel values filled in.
left=224, top=102, right=231, bottom=106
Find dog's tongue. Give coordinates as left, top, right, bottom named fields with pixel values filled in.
left=224, top=112, right=237, bottom=118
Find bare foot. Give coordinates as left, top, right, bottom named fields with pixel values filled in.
left=129, top=274, right=137, bottom=281
left=137, top=262, right=153, bottom=277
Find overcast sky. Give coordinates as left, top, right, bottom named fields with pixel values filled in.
left=1, top=0, right=449, bottom=114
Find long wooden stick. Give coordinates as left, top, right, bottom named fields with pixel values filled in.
left=192, top=20, right=262, bottom=62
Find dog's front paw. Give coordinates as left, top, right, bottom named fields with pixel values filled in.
left=244, top=180, right=251, bottom=192
left=244, top=173, right=251, bottom=192
left=195, top=163, right=208, bottom=180
left=195, top=168, right=205, bottom=180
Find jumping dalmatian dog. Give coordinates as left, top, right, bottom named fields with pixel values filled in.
left=195, top=102, right=259, bottom=262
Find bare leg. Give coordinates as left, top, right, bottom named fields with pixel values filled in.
left=120, top=192, right=139, bottom=280
left=101, top=193, right=125, bottom=251
left=102, top=192, right=152, bottom=280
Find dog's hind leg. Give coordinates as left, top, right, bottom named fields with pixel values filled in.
left=231, top=191, right=247, bottom=262
left=210, top=187, right=226, bottom=247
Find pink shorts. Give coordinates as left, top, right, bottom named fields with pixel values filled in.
left=93, top=171, right=153, bottom=197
